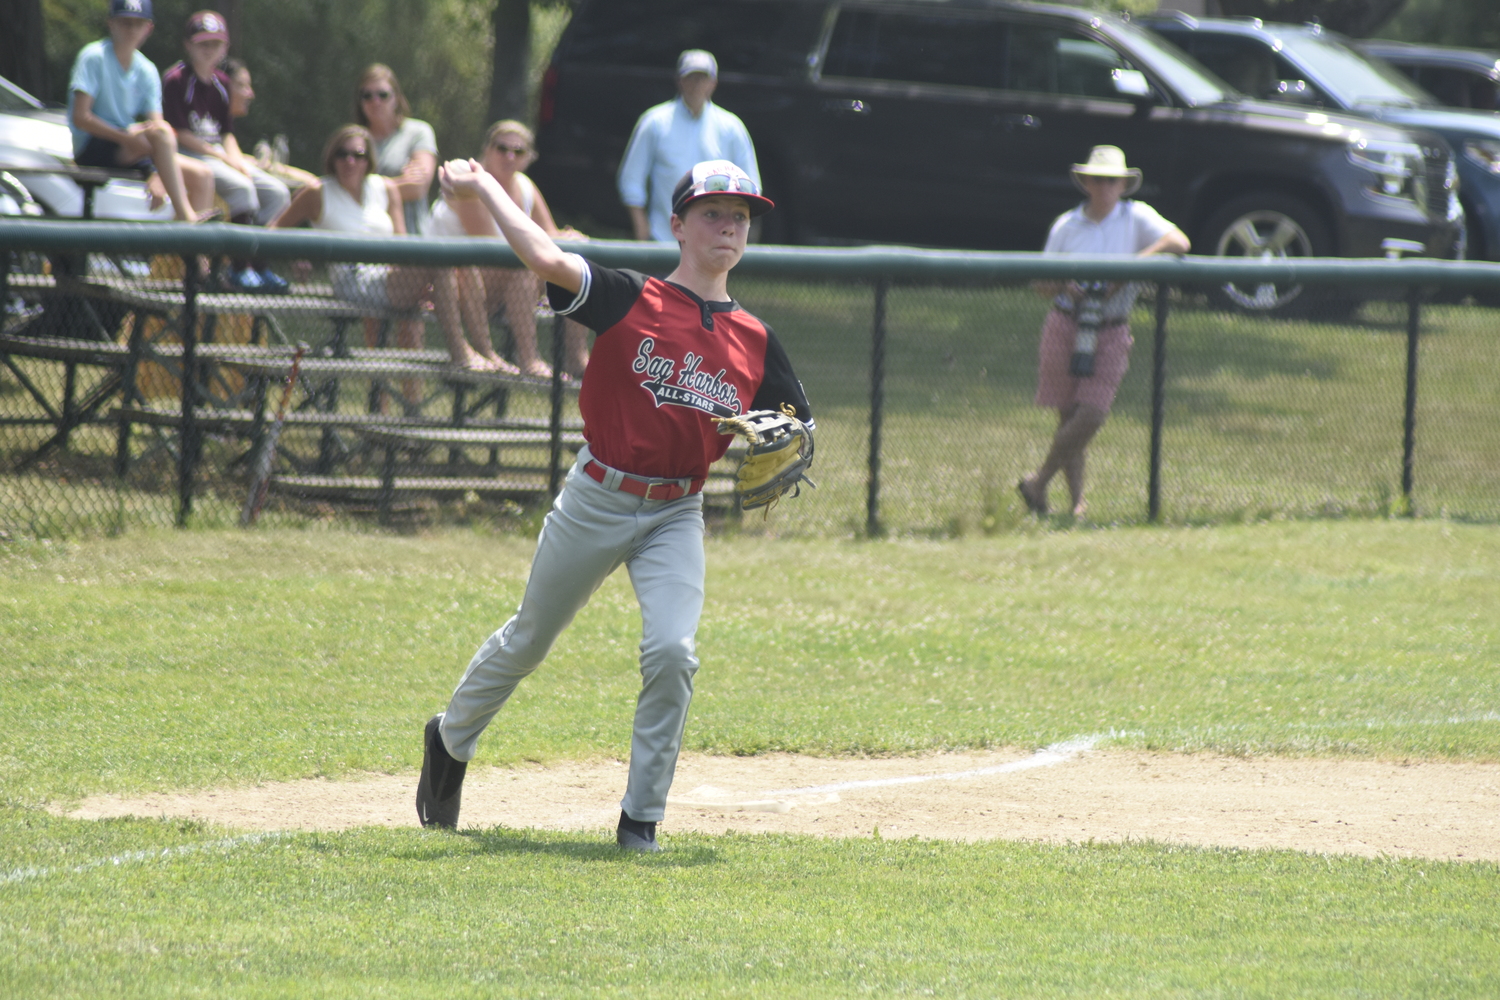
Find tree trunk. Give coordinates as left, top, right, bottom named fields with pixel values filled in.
left=489, top=0, right=532, bottom=124
left=1, top=0, right=48, bottom=101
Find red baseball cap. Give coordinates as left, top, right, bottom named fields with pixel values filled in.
left=186, top=10, right=229, bottom=42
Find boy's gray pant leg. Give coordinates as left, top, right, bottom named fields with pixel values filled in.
left=440, top=470, right=631, bottom=761
left=619, top=504, right=706, bottom=822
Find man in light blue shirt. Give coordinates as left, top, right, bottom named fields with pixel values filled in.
left=617, top=50, right=761, bottom=242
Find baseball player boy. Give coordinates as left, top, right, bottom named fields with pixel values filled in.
left=417, top=158, right=814, bottom=851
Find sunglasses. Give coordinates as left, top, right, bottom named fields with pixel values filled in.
left=491, top=142, right=530, bottom=157
left=360, top=89, right=393, bottom=101
left=697, top=173, right=759, bottom=196
left=334, top=148, right=368, bottom=161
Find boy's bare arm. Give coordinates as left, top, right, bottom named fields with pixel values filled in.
left=440, top=160, right=582, bottom=292
left=71, top=92, right=132, bottom=144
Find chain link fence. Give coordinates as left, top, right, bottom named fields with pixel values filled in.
left=3, top=221, right=1498, bottom=540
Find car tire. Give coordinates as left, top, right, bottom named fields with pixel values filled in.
left=1459, top=203, right=1500, bottom=307
left=1201, top=193, right=1333, bottom=314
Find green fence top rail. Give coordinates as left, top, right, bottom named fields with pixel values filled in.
left=4, top=219, right=1500, bottom=287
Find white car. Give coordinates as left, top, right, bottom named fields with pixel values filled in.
left=0, top=74, right=171, bottom=221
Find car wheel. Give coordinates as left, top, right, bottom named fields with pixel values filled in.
left=1202, top=193, right=1331, bottom=313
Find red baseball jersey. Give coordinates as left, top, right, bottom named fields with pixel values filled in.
left=550, top=258, right=813, bottom=480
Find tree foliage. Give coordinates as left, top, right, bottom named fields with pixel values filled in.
left=1213, top=0, right=1410, bottom=38
left=1378, top=0, right=1500, bottom=48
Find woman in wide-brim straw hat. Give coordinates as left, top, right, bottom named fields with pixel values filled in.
left=1017, top=145, right=1190, bottom=519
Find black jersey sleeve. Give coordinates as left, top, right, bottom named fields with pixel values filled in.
left=749, top=323, right=814, bottom=428
left=546, top=258, right=648, bottom=336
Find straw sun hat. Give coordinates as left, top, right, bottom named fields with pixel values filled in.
left=1070, top=145, right=1143, bottom=196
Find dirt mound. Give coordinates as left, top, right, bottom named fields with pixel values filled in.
left=65, top=747, right=1500, bottom=861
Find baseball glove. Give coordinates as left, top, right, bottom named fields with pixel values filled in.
left=713, top=405, right=816, bottom=511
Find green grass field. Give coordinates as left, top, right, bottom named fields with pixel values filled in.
left=3, top=521, right=1498, bottom=996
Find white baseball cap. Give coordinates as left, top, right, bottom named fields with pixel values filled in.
left=677, top=49, right=718, bottom=78
left=671, top=160, right=774, bottom=217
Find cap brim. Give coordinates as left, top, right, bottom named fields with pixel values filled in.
left=1071, top=167, right=1142, bottom=196
left=674, top=191, right=775, bottom=218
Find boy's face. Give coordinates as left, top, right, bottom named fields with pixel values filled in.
left=107, top=15, right=153, bottom=48
left=186, top=37, right=229, bottom=72
left=671, top=194, right=751, bottom=262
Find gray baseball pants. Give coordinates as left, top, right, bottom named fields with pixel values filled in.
left=439, top=446, right=706, bottom=822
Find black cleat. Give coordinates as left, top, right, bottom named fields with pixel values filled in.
left=616, top=810, right=662, bottom=853
left=415, top=714, right=467, bottom=829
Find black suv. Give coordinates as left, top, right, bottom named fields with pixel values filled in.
left=536, top=0, right=1459, bottom=308
left=1142, top=16, right=1500, bottom=270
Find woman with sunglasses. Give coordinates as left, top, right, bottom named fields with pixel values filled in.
left=416, top=158, right=814, bottom=852
left=355, top=64, right=438, bottom=236
left=271, top=125, right=510, bottom=373
left=430, top=120, right=590, bottom=379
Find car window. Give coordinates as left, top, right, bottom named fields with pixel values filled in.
left=1280, top=33, right=1432, bottom=107
left=1174, top=34, right=1277, bottom=98
left=1009, top=26, right=1140, bottom=99
left=1107, top=21, right=1230, bottom=106
left=0, top=76, right=46, bottom=113
left=1413, top=66, right=1499, bottom=110
left=822, top=9, right=1008, bottom=89
left=824, top=10, right=1135, bottom=99
left=561, top=0, right=819, bottom=76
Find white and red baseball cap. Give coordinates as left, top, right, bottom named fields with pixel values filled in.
left=670, top=160, right=774, bottom=218
left=186, top=9, right=228, bottom=42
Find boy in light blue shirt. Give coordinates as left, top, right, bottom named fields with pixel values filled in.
left=67, top=0, right=213, bottom=221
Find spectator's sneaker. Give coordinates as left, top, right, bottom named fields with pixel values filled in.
left=616, top=811, right=662, bottom=852
left=415, top=714, right=467, bottom=829
left=228, top=267, right=265, bottom=292
left=256, top=268, right=290, bottom=294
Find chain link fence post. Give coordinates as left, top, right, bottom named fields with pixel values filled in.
left=866, top=278, right=887, bottom=539
left=1401, top=286, right=1421, bottom=515
left=1148, top=281, right=1170, bottom=523
left=176, top=255, right=200, bottom=526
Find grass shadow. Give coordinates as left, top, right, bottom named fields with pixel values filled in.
left=386, top=825, right=723, bottom=867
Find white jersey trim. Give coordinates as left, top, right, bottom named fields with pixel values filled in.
left=554, top=253, right=592, bottom=316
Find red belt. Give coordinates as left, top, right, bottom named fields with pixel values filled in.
left=584, top=460, right=705, bottom=501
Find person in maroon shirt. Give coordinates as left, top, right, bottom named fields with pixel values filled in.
left=160, top=10, right=289, bottom=290
left=416, top=158, right=812, bottom=851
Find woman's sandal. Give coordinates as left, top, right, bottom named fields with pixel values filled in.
left=1017, top=479, right=1049, bottom=516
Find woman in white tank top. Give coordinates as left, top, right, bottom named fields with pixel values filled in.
left=271, top=125, right=511, bottom=373
left=430, top=120, right=591, bottom=380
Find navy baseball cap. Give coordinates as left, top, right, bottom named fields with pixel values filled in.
left=109, top=0, right=153, bottom=19
left=670, top=160, right=774, bottom=218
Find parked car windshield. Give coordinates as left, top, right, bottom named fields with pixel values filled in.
left=1284, top=34, right=1435, bottom=107
left=1109, top=20, right=1235, bottom=106
left=0, top=76, right=47, bottom=114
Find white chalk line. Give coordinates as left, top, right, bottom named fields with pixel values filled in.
left=762, top=735, right=1108, bottom=798
left=1, top=831, right=288, bottom=888
left=668, top=733, right=1123, bottom=812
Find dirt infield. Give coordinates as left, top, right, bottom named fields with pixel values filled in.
left=64, top=747, right=1500, bottom=861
